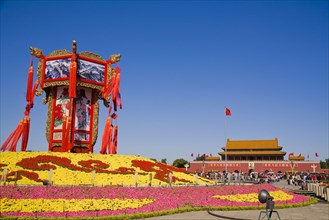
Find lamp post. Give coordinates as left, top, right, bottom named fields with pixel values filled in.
left=202, top=160, right=205, bottom=175
left=290, top=161, right=295, bottom=174
left=184, top=163, right=189, bottom=171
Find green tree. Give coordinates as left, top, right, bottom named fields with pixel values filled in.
left=172, top=158, right=188, bottom=168
left=160, top=158, right=167, bottom=164
left=194, top=154, right=206, bottom=161
left=150, top=158, right=157, bottom=162
left=320, top=158, right=329, bottom=169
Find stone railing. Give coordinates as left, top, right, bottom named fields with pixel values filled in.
left=307, top=183, right=329, bottom=202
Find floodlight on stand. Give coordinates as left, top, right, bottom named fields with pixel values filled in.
left=257, top=189, right=281, bottom=220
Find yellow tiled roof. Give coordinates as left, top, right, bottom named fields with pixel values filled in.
left=218, top=151, right=286, bottom=156
left=222, top=138, right=283, bottom=150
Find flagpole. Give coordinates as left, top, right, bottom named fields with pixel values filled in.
left=224, top=107, right=227, bottom=174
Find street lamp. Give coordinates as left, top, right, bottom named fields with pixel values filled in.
left=290, top=161, right=295, bottom=173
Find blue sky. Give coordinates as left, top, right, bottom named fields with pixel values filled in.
left=1, top=0, right=328, bottom=164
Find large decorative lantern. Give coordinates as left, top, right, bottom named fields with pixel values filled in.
left=1, top=41, right=122, bottom=154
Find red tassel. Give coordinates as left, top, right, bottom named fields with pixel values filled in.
left=69, top=59, right=77, bottom=98
left=1, top=120, right=24, bottom=152
left=100, top=117, right=111, bottom=154
left=112, top=72, right=121, bottom=101
left=30, top=80, right=39, bottom=106
left=26, top=59, right=34, bottom=102
left=63, top=117, right=72, bottom=152
left=116, top=92, right=122, bottom=110
left=111, top=125, right=118, bottom=154
left=9, top=121, right=24, bottom=152
left=1, top=126, right=18, bottom=151
left=107, top=125, right=113, bottom=154
left=20, top=118, right=29, bottom=151
left=24, top=103, right=32, bottom=117
left=26, top=118, right=30, bottom=150
left=102, top=71, right=116, bottom=100
left=61, top=115, right=67, bottom=152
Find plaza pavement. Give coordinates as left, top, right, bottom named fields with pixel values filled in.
left=146, top=181, right=329, bottom=220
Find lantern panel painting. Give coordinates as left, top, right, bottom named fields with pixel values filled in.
left=54, top=86, right=70, bottom=129
left=74, top=132, right=90, bottom=141
left=53, top=132, right=62, bottom=140
left=52, top=86, right=93, bottom=143
left=77, top=59, right=105, bottom=84
left=74, top=88, right=92, bottom=138
left=45, top=58, right=71, bottom=80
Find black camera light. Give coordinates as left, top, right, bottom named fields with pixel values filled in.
left=257, top=189, right=281, bottom=220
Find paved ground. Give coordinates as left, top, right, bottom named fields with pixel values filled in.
left=146, top=181, right=329, bottom=220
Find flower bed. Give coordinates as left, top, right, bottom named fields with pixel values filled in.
left=0, top=184, right=314, bottom=218
left=0, top=152, right=316, bottom=218
left=0, top=152, right=213, bottom=186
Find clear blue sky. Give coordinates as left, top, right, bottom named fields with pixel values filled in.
left=1, top=0, right=328, bottom=164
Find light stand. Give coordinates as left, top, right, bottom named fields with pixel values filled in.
left=258, top=189, right=281, bottom=220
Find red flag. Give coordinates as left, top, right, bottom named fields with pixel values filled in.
left=191, top=153, right=194, bottom=157
left=225, top=107, right=231, bottom=116
left=315, top=152, right=319, bottom=157
left=197, top=153, right=200, bottom=157
left=288, top=152, right=294, bottom=157
left=298, top=153, right=301, bottom=157
left=210, top=153, right=212, bottom=157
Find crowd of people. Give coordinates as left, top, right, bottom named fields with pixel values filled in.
left=286, top=172, right=328, bottom=186
left=194, top=170, right=329, bottom=185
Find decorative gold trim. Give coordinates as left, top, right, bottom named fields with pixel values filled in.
left=35, top=89, right=43, bottom=97
left=52, top=143, right=62, bottom=147
left=92, top=93, right=99, bottom=146
left=42, top=79, right=104, bottom=91
left=30, top=47, right=43, bottom=57
left=47, top=49, right=71, bottom=57
left=43, top=81, right=69, bottom=88
left=79, top=51, right=105, bottom=62
left=37, top=59, right=43, bottom=87
left=46, top=88, right=55, bottom=143
left=109, top=54, right=121, bottom=63
left=77, top=81, right=103, bottom=91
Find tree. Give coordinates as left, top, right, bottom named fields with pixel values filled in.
left=194, top=154, right=206, bottom=161
left=150, top=158, right=157, bottom=162
left=172, top=158, right=188, bottom=168
left=320, top=158, right=329, bottom=169
left=160, top=158, right=167, bottom=164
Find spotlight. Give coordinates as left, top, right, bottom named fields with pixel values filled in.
left=257, top=189, right=281, bottom=220
left=42, top=180, right=50, bottom=186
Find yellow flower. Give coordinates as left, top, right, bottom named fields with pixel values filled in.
left=0, top=152, right=214, bottom=186
left=213, top=190, right=293, bottom=202
left=0, top=198, right=154, bottom=212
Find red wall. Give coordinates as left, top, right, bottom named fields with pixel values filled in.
left=188, top=161, right=322, bottom=173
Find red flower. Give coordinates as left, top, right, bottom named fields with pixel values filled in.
left=54, top=104, right=63, bottom=120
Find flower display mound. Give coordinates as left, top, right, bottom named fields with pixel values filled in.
left=0, top=151, right=213, bottom=186
left=0, top=184, right=314, bottom=218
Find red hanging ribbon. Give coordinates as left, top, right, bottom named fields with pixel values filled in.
left=107, top=125, right=113, bottom=154
left=63, top=117, right=72, bottom=152
left=61, top=115, right=67, bottom=152
left=102, top=71, right=116, bottom=100
left=100, top=117, right=111, bottom=154
left=30, top=80, right=39, bottom=107
left=26, top=59, right=34, bottom=102
left=20, top=118, right=30, bottom=152
left=112, top=69, right=121, bottom=101
left=69, top=55, right=77, bottom=99
left=8, top=121, right=24, bottom=152
left=110, top=125, right=118, bottom=154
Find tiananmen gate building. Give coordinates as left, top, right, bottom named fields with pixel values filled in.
left=188, top=138, right=322, bottom=174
